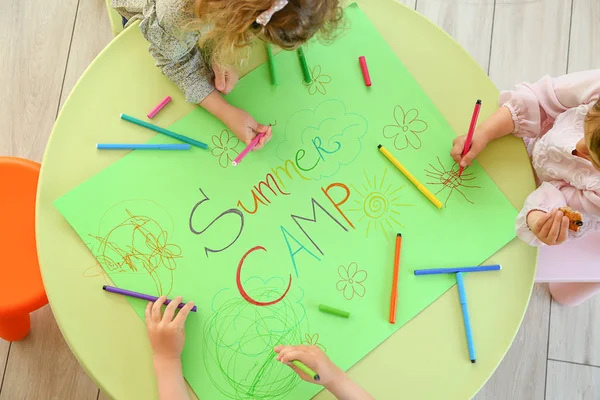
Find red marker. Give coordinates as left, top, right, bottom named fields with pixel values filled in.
left=359, top=56, right=371, bottom=86
left=458, top=99, right=482, bottom=176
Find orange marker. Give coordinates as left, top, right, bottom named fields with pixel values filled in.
left=389, top=233, right=402, bottom=324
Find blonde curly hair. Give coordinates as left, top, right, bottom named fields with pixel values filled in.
left=192, top=0, right=344, bottom=68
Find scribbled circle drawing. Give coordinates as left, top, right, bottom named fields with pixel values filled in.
left=348, top=169, right=413, bottom=237
left=382, top=105, right=428, bottom=150
left=203, top=281, right=306, bottom=400
left=87, top=200, right=181, bottom=296
left=424, top=157, right=481, bottom=207
left=336, top=262, right=368, bottom=300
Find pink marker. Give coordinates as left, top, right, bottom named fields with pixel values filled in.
left=458, top=99, right=482, bottom=177
left=232, top=132, right=266, bottom=166
left=147, top=96, right=172, bottom=119
left=359, top=56, right=371, bottom=86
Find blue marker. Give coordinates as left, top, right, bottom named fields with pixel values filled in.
left=120, top=113, right=208, bottom=149
left=414, top=264, right=501, bottom=276
left=97, top=144, right=191, bottom=150
left=456, top=272, right=476, bottom=363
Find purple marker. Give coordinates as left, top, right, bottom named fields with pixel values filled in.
left=103, top=285, right=197, bottom=312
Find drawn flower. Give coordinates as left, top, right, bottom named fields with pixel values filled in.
left=302, top=333, right=327, bottom=352
left=303, top=65, right=331, bottom=95
left=336, top=262, right=367, bottom=300
left=383, top=105, right=428, bottom=150
left=211, top=130, right=240, bottom=168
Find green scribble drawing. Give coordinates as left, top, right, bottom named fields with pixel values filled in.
left=203, top=278, right=307, bottom=400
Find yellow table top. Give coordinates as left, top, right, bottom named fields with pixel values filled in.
left=36, top=1, right=537, bottom=398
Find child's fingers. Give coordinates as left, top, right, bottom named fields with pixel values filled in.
left=547, top=211, right=564, bottom=243
left=214, top=67, right=226, bottom=92
left=450, top=140, right=464, bottom=163
left=174, top=301, right=195, bottom=325
left=224, top=72, right=239, bottom=94
left=151, top=296, right=167, bottom=323
left=275, top=345, right=299, bottom=361
left=162, top=296, right=182, bottom=323
left=252, top=126, right=271, bottom=151
left=145, top=301, right=153, bottom=325
left=557, top=216, right=570, bottom=244
left=279, top=349, right=308, bottom=364
left=533, top=211, right=553, bottom=235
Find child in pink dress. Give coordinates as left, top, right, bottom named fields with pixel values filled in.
left=451, top=69, right=600, bottom=306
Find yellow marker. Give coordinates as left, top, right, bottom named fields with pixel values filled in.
left=378, top=144, right=443, bottom=209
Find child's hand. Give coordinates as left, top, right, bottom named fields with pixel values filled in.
left=274, top=345, right=345, bottom=388
left=224, top=107, right=273, bottom=150
left=450, top=130, right=490, bottom=168
left=527, top=210, right=570, bottom=245
left=145, top=296, right=195, bottom=362
left=213, top=65, right=239, bottom=95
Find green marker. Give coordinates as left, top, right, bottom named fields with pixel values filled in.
left=318, top=304, right=350, bottom=318
left=297, top=47, right=312, bottom=83
left=291, top=360, right=320, bottom=381
left=266, top=43, right=277, bottom=86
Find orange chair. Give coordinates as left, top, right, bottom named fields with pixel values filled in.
left=0, top=157, right=48, bottom=341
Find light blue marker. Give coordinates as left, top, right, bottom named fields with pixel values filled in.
left=414, top=264, right=501, bottom=276
left=120, top=113, right=208, bottom=149
left=97, top=144, right=191, bottom=150
left=456, top=272, right=476, bottom=363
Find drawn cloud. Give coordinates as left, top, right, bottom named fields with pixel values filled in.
left=276, top=100, right=368, bottom=180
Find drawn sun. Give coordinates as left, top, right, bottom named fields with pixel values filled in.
left=424, top=156, right=480, bottom=207
left=348, top=169, right=413, bottom=237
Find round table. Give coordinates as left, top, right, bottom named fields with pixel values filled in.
left=37, top=0, right=537, bottom=398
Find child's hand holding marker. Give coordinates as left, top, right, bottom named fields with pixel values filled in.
left=145, top=296, right=194, bottom=400
left=450, top=105, right=515, bottom=169
left=202, top=94, right=273, bottom=151
left=274, top=345, right=374, bottom=400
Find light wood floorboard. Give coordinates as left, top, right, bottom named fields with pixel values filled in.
left=475, top=284, right=551, bottom=400
left=488, top=0, right=572, bottom=90
left=549, top=295, right=600, bottom=368
left=0, top=307, right=98, bottom=400
left=0, top=0, right=79, bottom=161
left=59, top=0, right=113, bottom=110
left=546, top=360, right=600, bottom=400
left=567, top=0, right=600, bottom=73
left=416, top=0, right=494, bottom=73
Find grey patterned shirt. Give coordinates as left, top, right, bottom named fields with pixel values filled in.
left=112, top=0, right=215, bottom=103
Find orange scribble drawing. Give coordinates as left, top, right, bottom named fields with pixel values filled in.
left=303, top=65, right=331, bottom=95
left=424, top=157, right=481, bottom=207
left=88, top=206, right=182, bottom=296
left=382, top=105, right=428, bottom=150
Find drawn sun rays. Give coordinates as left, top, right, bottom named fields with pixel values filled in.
left=348, top=169, right=413, bottom=237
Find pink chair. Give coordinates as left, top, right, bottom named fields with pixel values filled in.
left=535, top=232, right=600, bottom=306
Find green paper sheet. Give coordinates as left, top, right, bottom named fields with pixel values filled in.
left=55, top=4, right=517, bottom=399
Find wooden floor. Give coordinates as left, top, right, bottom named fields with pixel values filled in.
left=0, top=0, right=598, bottom=398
